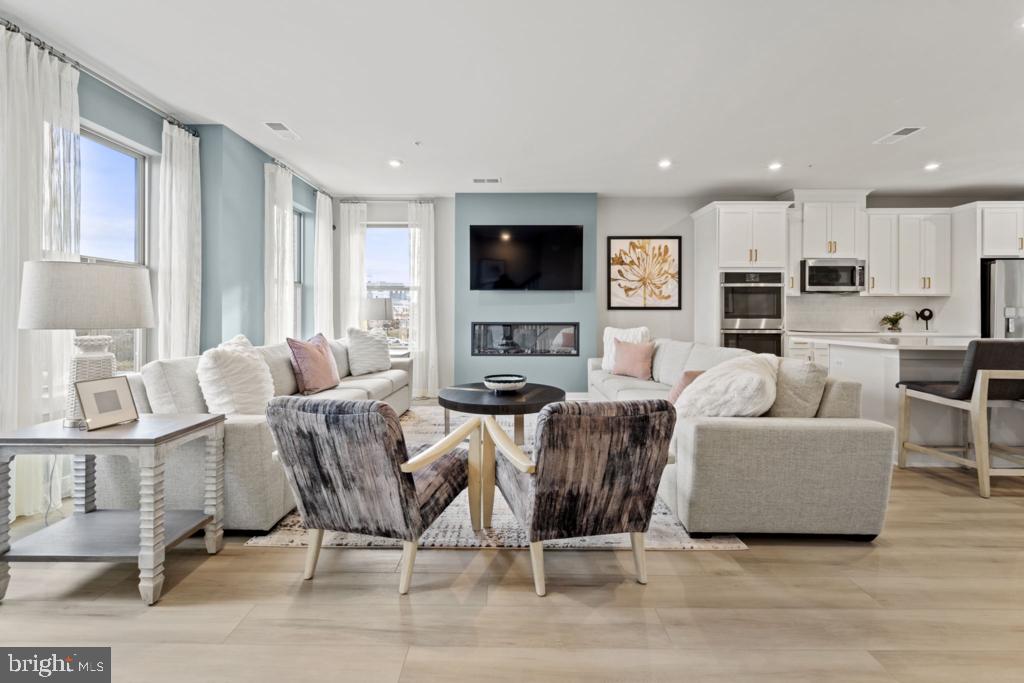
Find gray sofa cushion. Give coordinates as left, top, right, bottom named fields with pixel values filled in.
left=682, top=344, right=752, bottom=371
left=337, top=375, right=395, bottom=400
left=768, top=359, right=828, bottom=418
left=589, top=369, right=669, bottom=400
left=651, top=339, right=694, bottom=385
left=328, top=339, right=351, bottom=378
left=140, top=356, right=207, bottom=414
left=257, top=343, right=299, bottom=397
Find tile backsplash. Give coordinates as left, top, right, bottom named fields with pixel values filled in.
left=786, top=294, right=949, bottom=332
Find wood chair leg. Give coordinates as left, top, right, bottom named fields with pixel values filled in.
left=303, top=529, right=324, bottom=580
left=399, top=540, right=418, bottom=595
left=468, top=426, right=482, bottom=531
left=971, top=372, right=991, bottom=498
left=529, top=541, right=546, bottom=596
left=481, top=426, right=496, bottom=529
left=630, top=532, right=648, bottom=585
left=897, top=386, right=910, bottom=468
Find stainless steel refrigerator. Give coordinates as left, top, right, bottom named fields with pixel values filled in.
left=984, top=259, right=1024, bottom=338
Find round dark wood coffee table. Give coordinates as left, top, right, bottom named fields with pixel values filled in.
left=438, top=382, right=565, bottom=444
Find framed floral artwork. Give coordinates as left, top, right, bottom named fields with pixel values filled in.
left=607, top=236, right=681, bottom=310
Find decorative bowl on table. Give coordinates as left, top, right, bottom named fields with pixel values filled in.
left=483, top=374, right=527, bottom=393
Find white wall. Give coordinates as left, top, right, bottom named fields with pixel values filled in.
left=434, top=197, right=455, bottom=387
left=596, top=197, right=699, bottom=354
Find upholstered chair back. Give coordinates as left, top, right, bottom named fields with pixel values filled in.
left=529, top=399, right=676, bottom=541
left=952, top=340, right=1024, bottom=400
left=266, top=397, right=422, bottom=540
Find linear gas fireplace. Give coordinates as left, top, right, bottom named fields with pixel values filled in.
left=471, top=322, right=579, bottom=357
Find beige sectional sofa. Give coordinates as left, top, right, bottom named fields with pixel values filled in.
left=98, top=339, right=412, bottom=531
left=589, top=339, right=895, bottom=538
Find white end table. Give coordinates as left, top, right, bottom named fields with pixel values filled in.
left=0, top=414, right=225, bottom=605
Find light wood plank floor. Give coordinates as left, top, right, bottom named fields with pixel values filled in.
left=4, top=467, right=1024, bottom=682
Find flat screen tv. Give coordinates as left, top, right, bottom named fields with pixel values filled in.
left=470, top=225, right=584, bottom=290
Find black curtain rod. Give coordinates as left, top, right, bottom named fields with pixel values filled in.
left=2, top=17, right=198, bottom=137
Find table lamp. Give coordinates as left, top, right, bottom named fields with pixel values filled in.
left=18, top=261, right=156, bottom=428
left=363, top=296, right=393, bottom=332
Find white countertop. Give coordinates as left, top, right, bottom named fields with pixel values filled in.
left=788, top=334, right=974, bottom=351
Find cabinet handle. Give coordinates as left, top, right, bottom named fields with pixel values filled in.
left=870, top=276, right=875, bottom=289
left=921, top=276, right=926, bottom=289
left=927, top=276, right=932, bottom=289
left=831, top=240, right=836, bottom=253
left=754, top=248, right=758, bottom=262
left=789, top=276, right=795, bottom=289
left=748, top=249, right=753, bottom=262
left=1019, top=237, right=1022, bottom=250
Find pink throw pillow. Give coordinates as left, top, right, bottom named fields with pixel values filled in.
left=287, top=333, right=340, bottom=395
left=668, top=370, right=705, bottom=404
left=611, top=339, right=655, bottom=380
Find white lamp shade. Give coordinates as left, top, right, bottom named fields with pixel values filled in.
left=18, top=261, right=156, bottom=330
left=363, top=296, right=393, bottom=321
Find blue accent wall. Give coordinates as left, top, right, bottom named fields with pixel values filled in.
left=454, top=193, right=597, bottom=391
left=78, top=73, right=163, bottom=152
left=197, top=125, right=271, bottom=349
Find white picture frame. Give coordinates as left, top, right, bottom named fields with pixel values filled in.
left=75, top=376, right=139, bottom=431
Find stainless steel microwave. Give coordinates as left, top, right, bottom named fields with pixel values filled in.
left=801, top=259, right=866, bottom=293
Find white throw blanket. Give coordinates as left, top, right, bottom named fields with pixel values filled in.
left=676, top=353, right=780, bottom=417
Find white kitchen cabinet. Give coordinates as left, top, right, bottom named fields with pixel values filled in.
left=717, top=208, right=755, bottom=267
left=897, top=213, right=951, bottom=296
left=786, top=208, right=802, bottom=296
left=981, top=206, right=1024, bottom=257
left=802, top=202, right=860, bottom=258
left=866, top=213, right=898, bottom=295
left=698, top=202, right=790, bottom=268
left=787, top=338, right=813, bottom=361
left=751, top=208, right=788, bottom=267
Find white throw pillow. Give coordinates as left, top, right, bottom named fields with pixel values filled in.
left=601, top=326, right=651, bottom=371
left=675, top=353, right=780, bottom=418
left=196, top=335, right=275, bottom=415
left=346, top=327, right=392, bottom=376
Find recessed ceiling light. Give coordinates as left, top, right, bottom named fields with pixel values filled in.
left=768, top=161, right=783, bottom=172
left=657, top=159, right=672, bottom=170
left=500, top=231, right=511, bottom=241
left=923, top=161, right=941, bottom=172
left=388, top=159, right=403, bottom=168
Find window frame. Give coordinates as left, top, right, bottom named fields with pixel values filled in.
left=363, top=222, right=414, bottom=347
left=293, top=209, right=306, bottom=337
left=78, top=125, right=151, bottom=371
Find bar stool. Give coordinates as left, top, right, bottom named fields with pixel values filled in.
left=897, top=339, right=1024, bottom=497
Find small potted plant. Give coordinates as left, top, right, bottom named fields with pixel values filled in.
left=880, top=311, right=905, bottom=333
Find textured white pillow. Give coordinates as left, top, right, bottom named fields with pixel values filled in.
left=676, top=353, right=780, bottom=418
left=601, top=326, right=650, bottom=371
left=346, top=327, right=392, bottom=376
left=196, top=335, right=275, bottom=415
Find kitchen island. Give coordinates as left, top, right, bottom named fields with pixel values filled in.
left=788, top=334, right=1022, bottom=463
left=782, top=333, right=1015, bottom=462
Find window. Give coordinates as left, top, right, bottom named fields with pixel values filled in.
left=78, top=129, right=147, bottom=371
left=293, top=210, right=306, bottom=337
left=364, top=225, right=410, bottom=347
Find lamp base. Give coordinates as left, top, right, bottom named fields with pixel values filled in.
left=64, top=335, right=116, bottom=428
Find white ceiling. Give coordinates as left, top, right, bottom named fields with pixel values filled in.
left=4, top=0, right=1024, bottom=199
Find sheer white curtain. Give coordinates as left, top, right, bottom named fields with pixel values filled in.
left=0, top=27, right=80, bottom=518
left=263, top=164, right=295, bottom=344
left=337, top=202, right=367, bottom=333
left=157, top=121, right=202, bottom=358
left=409, top=201, right=438, bottom=398
left=313, top=191, right=335, bottom=337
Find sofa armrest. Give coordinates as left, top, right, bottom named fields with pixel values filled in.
left=816, top=377, right=862, bottom=418
left=124, top=372, right=152, bottom=413
left=587, top=358, right=602, bottom=372
left=678, top=416, right=893, bottom=457
left=391, top=356, right=412, bottom=373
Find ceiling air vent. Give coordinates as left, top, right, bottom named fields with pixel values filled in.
left=873, top=126, right=924, bottom=145
left=472, top=177, right=502, bottom=184
left=264, top=122, right=300, bottom=141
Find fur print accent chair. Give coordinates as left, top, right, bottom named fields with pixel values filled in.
left=489, top=399, right=677, bottom=596
left=266, top=397, right=473, bottom=594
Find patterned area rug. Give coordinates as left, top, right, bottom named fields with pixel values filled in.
left=246, top=405, right=746, bottom=551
